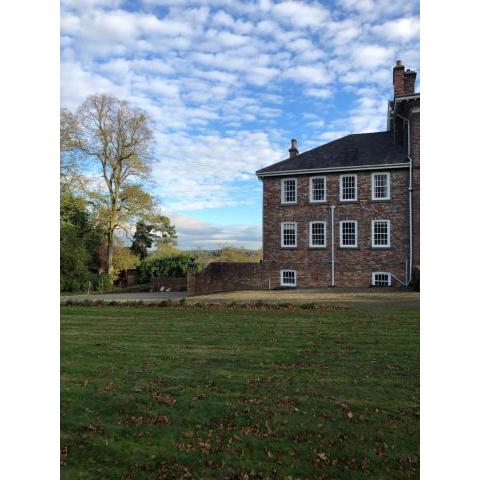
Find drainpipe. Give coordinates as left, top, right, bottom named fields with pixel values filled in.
left=330, top=205, right=336, bottom=287
left=396, top=112, right=413, bottom=285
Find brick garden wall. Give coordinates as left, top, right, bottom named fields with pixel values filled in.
left=151, top=277, right=187, bottom=291
left=187, top=262, right=268, bottom=296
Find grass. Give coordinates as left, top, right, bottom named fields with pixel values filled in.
left=61, top=305, right=419, bottom=479
left=61, top=284, right=153, bottom=297
left=188, top=289, right=420, bottom=309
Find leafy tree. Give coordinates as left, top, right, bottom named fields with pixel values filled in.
left=130, top=221, right=159, bottom=260
left=61, top=94, right=159, bottom=275
left=113, top=245, right=140, bottom=277
left=156, top=215, right=177, bottom=245
left=60, top=192, right=104, bottom=291
left=137, top=255, right=201, bottom=282
left=153, top=243, right=181, bottom=258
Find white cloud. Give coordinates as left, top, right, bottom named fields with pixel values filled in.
left=61, top=62, right=128, bottom=109
left=371, top=17, right=420, bottom=42
left=304, top=87, right=333, bottom=99
left=351, top=44, right=394, bottom=68
left=272, top=1, right=330, bottom=28
left=169, top=213, right=262, bottom=249
left=284, top=63, right=334, bottom=85
left=61, top=0, right=419, bottom=246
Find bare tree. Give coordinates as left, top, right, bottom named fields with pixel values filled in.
left=63, top=94, right=157, bottom=274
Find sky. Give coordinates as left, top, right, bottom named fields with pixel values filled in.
left=60, top=0, right=420, bottom=250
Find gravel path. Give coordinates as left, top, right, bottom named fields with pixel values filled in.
left=61, top=292, right=185, bottom=303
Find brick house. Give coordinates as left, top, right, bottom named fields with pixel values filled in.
left=255, top=60, right=420, bottom=288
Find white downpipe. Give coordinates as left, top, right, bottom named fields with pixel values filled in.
left=396, top=112, right=413, bottom=285
left=330, top=205, right=336, bottom=287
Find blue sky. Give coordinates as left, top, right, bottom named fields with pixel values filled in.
left=60, top=0, right=419, bottom=250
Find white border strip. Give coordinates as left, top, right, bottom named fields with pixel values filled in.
left=256, top=162, right=410, bottom=177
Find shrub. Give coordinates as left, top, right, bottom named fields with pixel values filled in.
left=91, top=273, right=113, bottom=293
left=137, top=255, right=201, bottom=283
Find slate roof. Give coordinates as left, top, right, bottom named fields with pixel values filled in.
left=256, top=131, right=408, bottom=176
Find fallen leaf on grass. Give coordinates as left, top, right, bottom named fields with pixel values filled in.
left=193, top=394, right=208, bottom=401
left=60, top=446, right=68, bottom=466
left=118, top=415, right=170, bottom=425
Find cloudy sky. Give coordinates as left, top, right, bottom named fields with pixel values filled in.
left=60, top=0, right=419, bottom=250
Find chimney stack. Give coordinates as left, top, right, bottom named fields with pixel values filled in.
left=289, top=138, right=298, bottom=157
left=393, top=60, right=417, bottom=97
left=404, top=69, right=417, bottom=95
left=393, top=59, right=405, bottom=97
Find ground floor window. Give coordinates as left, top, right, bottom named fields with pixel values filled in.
left=372, top=219, right=391, bottom=248
left=309, top=221, right=326, bottom=247
left=340, top=220, right=358, bottom=248
left=281, top=222, right=297, bottom=247
left=280, top=269, right=296, bottom=287
left=371, top=272, right=392, bottom=287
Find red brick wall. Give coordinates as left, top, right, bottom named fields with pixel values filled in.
left=151, top=277, right=187, bottom=291
left=187, top=262, right=267, bottom=296
left=261, top=169, right=411, bottom=288
left=410, top=111, right=420, bottom=267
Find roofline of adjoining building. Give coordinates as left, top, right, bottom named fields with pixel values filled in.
left=256, top=162, right=410, bottom=178
left=393, top=93, right=420, bottom=107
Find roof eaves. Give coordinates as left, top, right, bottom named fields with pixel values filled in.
left=256, top=162, right=410, bottom=178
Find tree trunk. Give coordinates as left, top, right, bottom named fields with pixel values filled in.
left=106, top=228, right=115, bottom=275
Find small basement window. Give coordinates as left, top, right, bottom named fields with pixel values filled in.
left=372, top=272, right=392, bottom=287
left=280, top=270, right=296, bottom=287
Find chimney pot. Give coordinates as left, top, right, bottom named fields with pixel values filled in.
left=289, top=138, right=298, bottom=157
left=396, top=59, right=403, bottom=67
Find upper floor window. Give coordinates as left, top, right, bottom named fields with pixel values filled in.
left=372, top=272, right=392, bottom=287
left=281, top=178, right=297, bottom=204
left=372, top=172, right=390, bottom=200
left=340, top=220, right=358, bottom=248
left=281, top=222, right=297, bottom=247
left=309, top=221, right=326, bottom=248
left=309, top=176, right=326, bottom=202
left=371, top=220, right=391, bottom=248
left=340, top=174, right=357, bottom=201
left=280, top=269, right=297, bottom=287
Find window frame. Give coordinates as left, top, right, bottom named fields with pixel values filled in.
left=309, top=176, right=327, bottom=203
left=339, top=174, right=358, bottom=202
left=371, top=272, right=392, bottom=287
left=280, top=221, right=297, bottom=248
left=339, top=220, right=358, bottom=248
left=371, top=219, right=391, bottom=248
left=309, top=221, right=327, bottom=248
left=371, top=172, right=391, bottom=201
left=280, top=269, right=297, bottom=287
left=281, top=178, right=297, bottom=204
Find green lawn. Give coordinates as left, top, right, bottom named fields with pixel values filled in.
left=61, top=306, right=419, bottom=479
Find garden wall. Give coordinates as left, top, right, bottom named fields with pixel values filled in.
left=187, top=262, right=268, bottom=296
left=151, top=277, right=187, bottom=291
